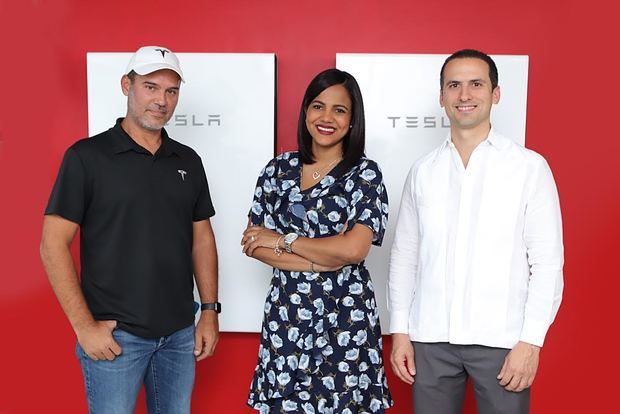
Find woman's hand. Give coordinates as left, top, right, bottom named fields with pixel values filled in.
left=314, top=263, right=344, bottom=272
left=241, top=225, right=282, bottom=257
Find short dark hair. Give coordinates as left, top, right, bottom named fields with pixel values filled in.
left=126, top=70, right=137, bottom=82
left=440, top=49, right=499, bottom=91
left=297, top=68, right=365, bottom=172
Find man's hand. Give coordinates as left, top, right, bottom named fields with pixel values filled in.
left=76, top=320, right=121, bottom=361
left=498, top=341, right=540, bottom=392
left=194, top=311, right=219, bottom=361
left=390, top=333, right=416, bottom=384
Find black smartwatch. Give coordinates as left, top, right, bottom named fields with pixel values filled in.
left=200, top=302, right=222, bottom=313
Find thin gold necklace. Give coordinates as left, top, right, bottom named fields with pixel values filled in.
left=306, top=158, right=341, bottom=181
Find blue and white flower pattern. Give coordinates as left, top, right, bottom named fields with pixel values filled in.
left=248, top=152, right=392, bottom=413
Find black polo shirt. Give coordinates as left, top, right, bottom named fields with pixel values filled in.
left=45, top=119, right=215, bottom=338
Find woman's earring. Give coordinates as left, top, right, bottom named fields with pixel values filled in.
left=349, top=125, right=353, bottom=129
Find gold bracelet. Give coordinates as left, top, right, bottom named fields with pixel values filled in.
left=274, top=236, right=284, bottom=256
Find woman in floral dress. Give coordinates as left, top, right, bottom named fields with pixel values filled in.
left=242, top=69, right=393, bottom=413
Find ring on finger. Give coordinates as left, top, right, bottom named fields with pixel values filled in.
left=250, top=235, right=256, bottom=242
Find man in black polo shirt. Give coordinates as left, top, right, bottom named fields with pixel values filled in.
left=40, top=46, right=219, bottom=413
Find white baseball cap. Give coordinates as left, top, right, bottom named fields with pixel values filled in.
left=125, top=46, right=184, bottom=82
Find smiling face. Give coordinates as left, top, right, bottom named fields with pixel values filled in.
left=304, top=84, right=352, bottom=153
left=440, top=57, right=500, bottom=134
left=121, top=69, right=181, bottom=132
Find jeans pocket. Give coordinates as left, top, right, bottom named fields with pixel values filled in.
left=75, top=341, right=94, bottom=362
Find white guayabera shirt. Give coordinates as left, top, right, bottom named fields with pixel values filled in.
left=388, top=129, right=564, bottom=349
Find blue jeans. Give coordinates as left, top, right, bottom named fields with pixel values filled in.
left=76, top=324, right=195, bottom=414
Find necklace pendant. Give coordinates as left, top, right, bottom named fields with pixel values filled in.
left=312, top=171, right=321, bottom=180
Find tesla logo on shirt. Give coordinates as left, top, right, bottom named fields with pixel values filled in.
left=177, top=169, right=187, bottom=181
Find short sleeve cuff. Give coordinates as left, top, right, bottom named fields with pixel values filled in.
left=43, top=211, right=83, bottom=225
left=192, top=209, right=215, bottom=222
left=44, top=147, right=87, bottom=224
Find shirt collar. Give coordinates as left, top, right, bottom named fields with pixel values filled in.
left=433, top=126, right=508, bottom=163
left=432, top=134, right=455, bottom=164
left=485, top=127, right=510, bottom=151
left=109, top=118, right=180, bottom=157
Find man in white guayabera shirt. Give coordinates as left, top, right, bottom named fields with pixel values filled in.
left=388, top=49, right=563, bottom=414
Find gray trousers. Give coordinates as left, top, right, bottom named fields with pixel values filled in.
left=412, top=342, right=530, bottom=414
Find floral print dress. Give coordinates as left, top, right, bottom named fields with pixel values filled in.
left=247, top=152, right=393, bottom=414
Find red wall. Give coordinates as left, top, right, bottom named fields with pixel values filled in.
left=1, top=0, right=617, bottom=412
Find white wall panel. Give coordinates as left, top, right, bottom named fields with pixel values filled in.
left=336, top=53, right=529, bottom=332
left=87, top=53, right=276, bottom=332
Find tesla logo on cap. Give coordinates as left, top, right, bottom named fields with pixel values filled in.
left=177, top=169, right=187, bottom=181
left=155, top=48, right=169, bottom=58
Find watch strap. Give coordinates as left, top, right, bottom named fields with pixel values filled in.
left=284, top=233, right=298, bottom=253
left=200, top=302, right=222, bottom=313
